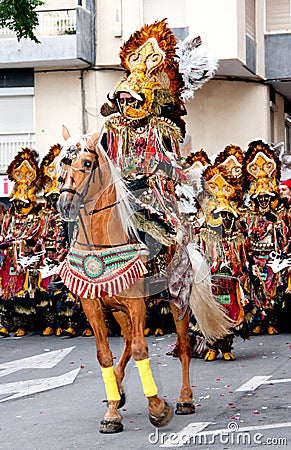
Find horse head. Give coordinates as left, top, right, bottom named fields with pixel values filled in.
left=57, top=126, right=100, bottom=221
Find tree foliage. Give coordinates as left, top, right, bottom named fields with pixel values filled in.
left=0, top=0, right=44, bottom=43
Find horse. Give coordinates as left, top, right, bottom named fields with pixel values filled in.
left=56, top=126, right=233, bottom=433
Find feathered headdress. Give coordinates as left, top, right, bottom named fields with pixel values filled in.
left=39, top=144, right=62, bottom=197
left=183, top=149, right=211, bottom=193
left=7, top=147, right=40, bottom=213
left=214, top=144, right=243, bottom=179
left=185, top=149, right=211, bottom=170
left=101, top=19, right=217, bottom=126
left=243, top=140, right=281, bottom=201
left=203, top=163, right=243, bottom=218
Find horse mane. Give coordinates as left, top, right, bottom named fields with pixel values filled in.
left=101, top=145, right=140, bottom=242
left=57, top=133, right=140, bottom=243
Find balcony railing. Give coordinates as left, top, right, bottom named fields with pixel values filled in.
left=0, top=9, right=77, bottom=39
left=0, top=134, right=36, bottom=174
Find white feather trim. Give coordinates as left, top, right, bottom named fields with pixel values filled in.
left=176, top=35, right=218, bottom=101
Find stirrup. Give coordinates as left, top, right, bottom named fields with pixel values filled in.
left=222, top=351, right=236, bottom=361
left=14, top=328, right=27, bottom=337
left=204, top=349, right=218, bottom=361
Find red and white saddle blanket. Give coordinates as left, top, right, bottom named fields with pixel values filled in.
left=57, top=244, right=147, bottom=299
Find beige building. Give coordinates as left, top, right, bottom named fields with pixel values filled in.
left=0, top=0, right=291, bottom=195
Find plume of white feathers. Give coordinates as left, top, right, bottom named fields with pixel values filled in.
left=176, top=35, right=218, bottom=102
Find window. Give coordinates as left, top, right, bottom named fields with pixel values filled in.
left=0, top=87, right=35, bottom=173
left=246, top=0, right=256, bottom=39
left=266, top=0, right=291, bottom=33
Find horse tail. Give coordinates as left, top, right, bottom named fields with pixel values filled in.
left=187, top=243, right=234, bottom=344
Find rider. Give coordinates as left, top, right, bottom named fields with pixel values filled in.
left=97, top=19, right=218, bottom=325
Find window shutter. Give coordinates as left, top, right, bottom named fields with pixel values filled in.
left=0, top=94, right=33, bottom=133
left=246, top=0, right=256, bottom=39
left=266, top=0, right=291, bottom=33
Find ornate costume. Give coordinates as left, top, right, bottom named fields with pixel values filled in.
left=242, top=140, right=288, bottom=334
left=0, top=148, right=41, bottom=337
left=36, top=144, right=90, bottom=337
left=98, top=20, right=217, bottom=331
left=195, top=145, right=248, bottom=360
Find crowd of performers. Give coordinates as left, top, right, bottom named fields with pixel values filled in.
left=1, top=20, right=291, bottom=361
left=0, top=145, right=95, bottom=338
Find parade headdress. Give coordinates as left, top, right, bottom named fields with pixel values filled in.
left=214, top=144, right=243, bottom=179
left=7, top=147, right=40, bottom=214
left=243, top=140, right=281, bottom=201
left=184, top=149, right=211, bottom=171
left=203, top=159, right=243, bottom=218
left=39, top=143, right=62, bottom=197
left=183, top=149, right=211, bottom=193
left=101, top=19, right=217, bottom=133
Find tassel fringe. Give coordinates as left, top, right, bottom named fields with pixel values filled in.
left=57, top=257, right=147, bottom=299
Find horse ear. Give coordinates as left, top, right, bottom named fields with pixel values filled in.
left=62, top=125, right=71, bottom=141
left=91, top=132, right=100, bottom=147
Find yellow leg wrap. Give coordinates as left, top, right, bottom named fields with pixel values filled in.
left=101, top=366, right=121, bottom=401
left=136, top=358, right=158, bottom=397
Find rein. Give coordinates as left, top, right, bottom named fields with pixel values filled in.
left=60, top=143, right=131, bottom=249
left=77, top=202, right=129, bottom=249
left=88, top=200, right=120, bottom=215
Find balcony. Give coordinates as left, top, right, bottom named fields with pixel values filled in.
left=0, top=133, right=36, bottom=174
left=0, top=6, right=94, bottom=69
left=265, top=33, right=291, bottom=103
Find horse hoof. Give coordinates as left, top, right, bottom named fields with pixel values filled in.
left=99, top=419, right=123, bottom=434
left=149, top=400, right=173, bottom=428
left=118, top=392, right=126, bottom=409
left=175, top=402, right=195, bottom=415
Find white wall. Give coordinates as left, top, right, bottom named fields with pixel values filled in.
left=35, top=71, right=82, bottom=155
left=143, top=0, right=187, bottom=27
left=185, top=0, right=240, bottom=60
left=185, top=79, right=270, bottom=156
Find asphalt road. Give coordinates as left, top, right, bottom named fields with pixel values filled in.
left=1, top=331, right=291, bottom=450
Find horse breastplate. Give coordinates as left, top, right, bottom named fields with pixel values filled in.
left=57, top=244, right=148, bottom=299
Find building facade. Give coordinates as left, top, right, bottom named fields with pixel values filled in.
left=0, top=0, right=291, bottom=195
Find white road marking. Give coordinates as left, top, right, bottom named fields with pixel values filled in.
left=0, top=346, right=75, bottom=377
left=159, top=422, right=291, bottom=447
left=236, top=375, right=291, bottom=391
left=0, top=368, right=80, bottom=402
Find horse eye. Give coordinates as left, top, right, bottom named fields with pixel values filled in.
left=84, top=160, right=92, bottom=168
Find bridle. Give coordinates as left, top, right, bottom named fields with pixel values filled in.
left=59, top=144, right=128, bottom=249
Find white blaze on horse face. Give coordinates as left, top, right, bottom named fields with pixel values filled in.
left=57, top=152, right=90, bottom=221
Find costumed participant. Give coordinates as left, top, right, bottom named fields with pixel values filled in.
left=280, top=179, right=291, bottom=206
left=36, top=144, right=93, bottom=337
left=177, top=149, right=211, bottom=241
left=195, top=144, right=248, bottom=361
left=278, top=179, right=291, bottom=332
left=98, top=19, right=218, bottom=333
left=0, top=148, right=42, bottom=337
left=242, top=140, right=289, bottom=335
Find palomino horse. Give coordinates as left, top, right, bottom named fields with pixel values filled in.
left=56, top=126, right=233, bottom=433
